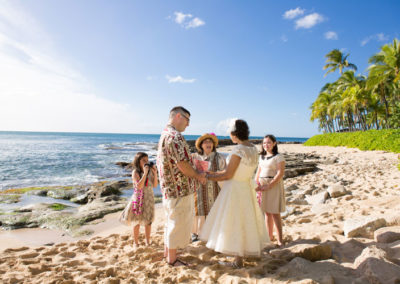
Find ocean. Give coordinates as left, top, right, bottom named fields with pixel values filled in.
left=0, top=131, right=308, bottom=194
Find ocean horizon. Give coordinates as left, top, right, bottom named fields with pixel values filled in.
left=0, top=131, right=308, bottom=193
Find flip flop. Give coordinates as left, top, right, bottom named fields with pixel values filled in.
left=168, top=258, right=189, bottom=267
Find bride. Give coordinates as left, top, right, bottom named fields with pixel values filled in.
left=200, top=119, right=269, bottom=268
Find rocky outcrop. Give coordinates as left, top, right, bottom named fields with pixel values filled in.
left=0, top=180, right=131, bottom=233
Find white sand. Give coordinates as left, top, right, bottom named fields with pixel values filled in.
left=1, top=144, right=399, bottom=283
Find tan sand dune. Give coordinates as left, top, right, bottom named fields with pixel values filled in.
left=1, top=144, right=400, bottom=283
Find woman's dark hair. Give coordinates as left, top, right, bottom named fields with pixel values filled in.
left=231, top=119, right=249, bottom=141
left=260, top=134, right=278, bottom=157
left=132, top=152, right=148, bottom=178
left=198, top=138, right=217, bottom=155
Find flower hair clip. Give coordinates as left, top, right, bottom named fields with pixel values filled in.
left=227, top=118, right=238, bottom=134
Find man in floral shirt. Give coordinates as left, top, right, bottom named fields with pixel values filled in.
left=157, top=106, right=206, bottom=267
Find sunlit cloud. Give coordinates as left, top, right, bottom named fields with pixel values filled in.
left=0, top=1, right=139, bottom=133
left=325, top=31, right=338, bottom=40
left=361, top=33, right=389, bottom=46
left=172, top=11, right=205, bottom=29
left=295, top=13, right=324, bottom=29
left=166, top=75, right=196, bottom=84
left=283, top=7, right=305, bottom=20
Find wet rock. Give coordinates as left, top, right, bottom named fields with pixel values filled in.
left=0, top=213, right=39, bottom=230
left=115, top=162, right=133, bottom=171
left=87, top=180, right=130, bottom=202
left=26, top=190, right=48, bottom=196
left=343, top=216, right=386, bottom=238
left=47, top=189, right=71, bottom=199
left=0, top=194, right=21, bottom=204
left=374, top=226, right=400, bottom=243
left=16, top=203, right=50, bottom=212
left=70, top=192, right=89, bottom=204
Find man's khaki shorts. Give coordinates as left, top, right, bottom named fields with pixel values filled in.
left=163, top=193, right=194, bottom=249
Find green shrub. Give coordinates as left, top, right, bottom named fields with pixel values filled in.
left=305, top=129, right=400, bottom=170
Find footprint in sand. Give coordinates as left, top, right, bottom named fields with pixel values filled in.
left=20, top=252, right=40, bottom=259
left=91, top=260, right=107, bottom=267
left=64, top=260, right=82, bottom=267
left=90, top=244, right=106, bottom=250
left=4, top=247, right=29, bottom=253
left=41, top=248, right=59, bottom=256
left=59, top=251, right=77, bottom=258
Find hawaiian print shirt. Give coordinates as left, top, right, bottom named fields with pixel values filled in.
left=157, top=125, right=198, bottom=199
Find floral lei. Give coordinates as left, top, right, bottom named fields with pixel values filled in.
left=132, top=173, right=149, bottom=215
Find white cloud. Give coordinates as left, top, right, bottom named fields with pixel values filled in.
left=166, top=75, right=196, bottom=84
left=216, top=118, right=237, bottom=135
left=361, top=33, right=389, bottom=46
left=0, top=2, right=139, bottom=133
left=174, top=12, right=192, bottom=24
left=187, top=17, right=205, bottom=29
left=283, top=7, right=305, bottom=20
left=325, top=31, right=338, bottom=40
left=172, top=11, right=205, bottom=29
left=295, top=13, right=324, bottom=29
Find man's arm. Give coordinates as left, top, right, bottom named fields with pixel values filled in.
left=177, top=161, right=206, bottom=184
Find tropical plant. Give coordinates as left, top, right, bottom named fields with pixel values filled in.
left=311, top=39, right=400, bottom=133
left=323, top=49, right=357, bottom=77
left=367, top=38, right=400, bottom=128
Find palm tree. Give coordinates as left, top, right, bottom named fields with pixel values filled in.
left=367, top=38, right=400, bottom=127
left=323, top=49, right=358, bottom=77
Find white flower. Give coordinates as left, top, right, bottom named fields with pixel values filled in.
left=227, top=118, right=238, bottom=134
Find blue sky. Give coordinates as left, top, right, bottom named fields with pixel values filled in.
left=0, top=0, right=399, bottom=137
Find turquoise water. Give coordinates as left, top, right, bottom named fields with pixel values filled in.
left=0, top=131, right=307, bottom=192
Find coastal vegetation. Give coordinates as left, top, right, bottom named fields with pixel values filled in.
left=305, top=129, right=400, bottom=152
left=311, top=39, right=400, bottom=132
left=304, top=129, right=400, bottom=170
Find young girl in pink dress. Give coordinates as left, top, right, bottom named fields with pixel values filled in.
left=120, top=152, right=158, bottom=247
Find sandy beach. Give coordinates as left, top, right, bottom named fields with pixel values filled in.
left=1, top=143, right=400, bottom=283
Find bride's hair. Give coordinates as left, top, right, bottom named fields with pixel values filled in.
left=260, top=135, right=278, bottom=157
left=231, top=119, right=249, bottom=141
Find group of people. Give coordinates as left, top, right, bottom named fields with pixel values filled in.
left=120, top=106, right=286, bottom=268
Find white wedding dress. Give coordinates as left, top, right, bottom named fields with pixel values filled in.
left=199, top=144, right=269, bottom=257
